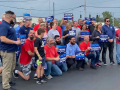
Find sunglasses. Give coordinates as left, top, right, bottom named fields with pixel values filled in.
left=106, top=20, right=110, bottom=22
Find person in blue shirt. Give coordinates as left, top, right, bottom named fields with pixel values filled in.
left=102, top=18, right=115, bottom=65
left=19, top=19, right=33, bottom=38
left=15, top=19, right=24, bottom=34
left=66, top=36, right=84, bottom=70
left=0, top=11, right=21, bottom=90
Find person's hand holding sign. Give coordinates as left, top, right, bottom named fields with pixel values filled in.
left=71, top=55, right=75, bottom=59
left=87, top=47, right=91, bottom=50
left=96, top=36, right=100, bottom=39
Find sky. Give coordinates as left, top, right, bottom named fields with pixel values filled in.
left=0, top=0, right=120, bottom=21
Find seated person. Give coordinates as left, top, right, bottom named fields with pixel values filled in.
left=66, top=36, right=84, bottom=71
left=13, top=30, right=35, bottom=80
left=44, top=37, right=62, bottom=80
left=79, top=35, right=97, bottom=69
left=54, top=35, right=68, bottom=72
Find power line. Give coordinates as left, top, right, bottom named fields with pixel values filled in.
left=0, top=0, right=37, bottom=2
left=86, top=6, right=120, bottom=8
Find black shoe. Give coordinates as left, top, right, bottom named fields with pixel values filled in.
left=36, top=78, right=42, bottom=84
left=34, top=76, right=37, bottom=80
left=3, top=87, right=17, bottom=90
left=118, top=63, right=120, bottom=65
left=90, top=66, right=97, bottom=69
left=78, top=68, right=84, bottom=71
left=13, top=70, right=19, bottom=78
left=9, top=82, right=16, bottom=86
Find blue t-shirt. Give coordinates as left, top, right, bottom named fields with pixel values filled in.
left=0, top=20, right=18, bottom=52
left=19, top=25, right=33, bottom=38
left=15, top=25, right=20, bottom=34
left=61, top=25, right=66, bottom=34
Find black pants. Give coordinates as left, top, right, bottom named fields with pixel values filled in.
left=102, top=42, right=114, bottom=63
left=66, top=58, right=84, bottom=69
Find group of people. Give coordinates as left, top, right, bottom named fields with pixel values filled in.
left=0, top=10, right=119, bottom=90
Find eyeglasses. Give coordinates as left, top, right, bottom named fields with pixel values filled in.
left=106, top=20, right=110, bottom=22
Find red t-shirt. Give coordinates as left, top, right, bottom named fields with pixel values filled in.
left=33, top=24, right=48, bottom=33
left=79, top=41, right=91, bottom=55
left=77, top=25, right=81, bottom=29
left=50, top=26, right=62, bottom=38
left=44, top=45, right=59, bottom=64
left=20, top=39, right=34, bottom=65
left=86, top=28, right=90, bottom=32
left=116, top=29, right=120, bottom=44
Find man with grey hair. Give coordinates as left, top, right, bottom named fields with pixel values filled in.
left=0, top=14, right=5, bottom=24
left=0, top=11, right=21, bottom=90
left=44, top=37, right=62, bottom=79
left=77, top=19, right=83, bottom=29
left=19, top=19, right=33, bottom=38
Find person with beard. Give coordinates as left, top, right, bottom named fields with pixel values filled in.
left=0, top=11, right=21, bottom=90
left=13, top=30, right=35, bottom=81
left=62, top=23, right=72, bottom=45
left=53, top=35, right=68, bottom=72
left=44, top=37, right=62, bottom=80
left=19, top=19, right=33, bottom=39
left=77, top=19, right=83, bottom=29
left=66, top=37, right=81, bottom=70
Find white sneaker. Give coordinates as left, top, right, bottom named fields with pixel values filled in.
left=103, top=62, right=107, bottom=66
left=110, top=62, right=115, bottom=65
left=45, top=75, right=53, bottom=79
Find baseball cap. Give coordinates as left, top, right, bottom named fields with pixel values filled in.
left=92, top=18, right=96, bottom=21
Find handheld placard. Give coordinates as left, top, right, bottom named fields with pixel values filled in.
left=46, top=16, right=54, bottom=23
left=64, top=13, right=73, bottom=20
left=80, top=32, right=90, bottom=39
left=59, top=54, right=66, bottom=65
left=56, top=45, right=66, bottom=54
left=90, top=44, right=100, bottom=52
left=20, top=34, right=26, bottom=46
left=75, top=51, right=85, bottom=60
left=68, top=30, right=76, bottom=37
left=99, top=35, right=108, bottom=42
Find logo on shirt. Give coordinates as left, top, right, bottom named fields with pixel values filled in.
left=10, top=27, right=12, bottom=28
left=41, top=41, right=44, bottom=47
left=25, top=30, right=27, bottom=31
left=110, top=27, right=112, bottom=29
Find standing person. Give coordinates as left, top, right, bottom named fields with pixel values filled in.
left=77, top=19, right=83, bottom=29
left=13, top=30, right=35, bottom=81
left=0, top=11, right=21, bottom=90
left=88, top=18, right=96, bottom=35
left=60, top=17, right=68, bottom=34
left=62, top=23, right=72, bottom=45
left=48, top=22, right=60, bottom=42
left=79, top=24, right=89, bottom=44
left=19, top=19, right=33, bottom=38
left=34, top=28, right=47, bottom=84
left=66, top=37, right=83, bottom=70
left=53, top=19, right=62, bottom=38
left=79, top=35, right=97, bottom=69
left=92, top=23, right=103, bottom=67
left=15, top=20, right=24, bottom=34
left=102, top=18, right=115, bottom=65
left=72, top=21, right=81, bottom=44
left=34, top=18, right=43, bottom=31
left=115, top=28, right=120, bottom=65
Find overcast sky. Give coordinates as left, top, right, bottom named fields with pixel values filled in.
left=0, top=0, right=120, bottom=20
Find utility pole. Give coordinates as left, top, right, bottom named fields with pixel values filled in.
left=113, top=13, right=114, bottom=26
left=84, top=0, right=86, bottom=17
left=49, top=0, right=50, bottom=16
left=53, top=2, right=54, bottom=18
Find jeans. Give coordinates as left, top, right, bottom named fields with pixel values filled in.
left=55, top=61, right=68, bottom=72
left=86, top=53, right=96, bottom=66
left=95, top=43, right=103, bottom=63
left=66, top=58, right=75, bottom=69
left=45, top=61, right=62, bottom=76
left=102, top=42, right=114, bottom=63
left=116, top=44, right=120, bottom=63
left=76, top=60, right=85, bottom=69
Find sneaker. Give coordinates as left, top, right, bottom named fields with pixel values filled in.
left=36, top=78, right=42, bottom=84
left=3, top=87, right=17, bottom=90
left=97, top=63, right=102, bottom=67
left=41, top=79, right=47, bottom=83
left=45, top=75, right=53, bottom=80
left=34, top=76, right=37, bottom=80
left=103, top=62, right=107, bottom=66
left=110, top=62, right=115, bottom=65
left=9, top=82, right=16, bottom=86
left=118, top=63, right=120, bottom=65
left=79, top=68, right=84, bottom=71
left=13, top=70, right=19, bottom=78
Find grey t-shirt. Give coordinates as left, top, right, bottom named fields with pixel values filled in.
left=72, top=27, right=81, bottom=43
left=48, top=29, right=60, bottom=42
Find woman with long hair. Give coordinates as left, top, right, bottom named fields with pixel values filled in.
left=62, top=23, right=72, bottom=45
left=92, top=22, right=103, bottom=67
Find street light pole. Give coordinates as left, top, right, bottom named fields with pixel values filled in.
left=84, top=0, right=86, bottom=17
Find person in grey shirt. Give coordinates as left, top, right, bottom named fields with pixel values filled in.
left=48, top=22, right=60, bottom=42
left=79, top=24, right=89, bottom=45
left=72, top=21, right=81, bottom=44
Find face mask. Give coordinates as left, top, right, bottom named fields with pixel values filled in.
left=30, top=37, right=34, bottom=40
left=56, top=41, right=61, bottom=45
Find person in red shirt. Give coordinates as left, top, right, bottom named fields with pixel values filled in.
left=44, top=37, right=62, bottom=79
left=77, top=19, right=83, bottom=29
left=79, top=35, right=97, bottom=69
left=115, top=29, right=120, bottom=64
left=13, top=30, right=35, bottom=80
left=34, top=18, right=43, bottom=31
